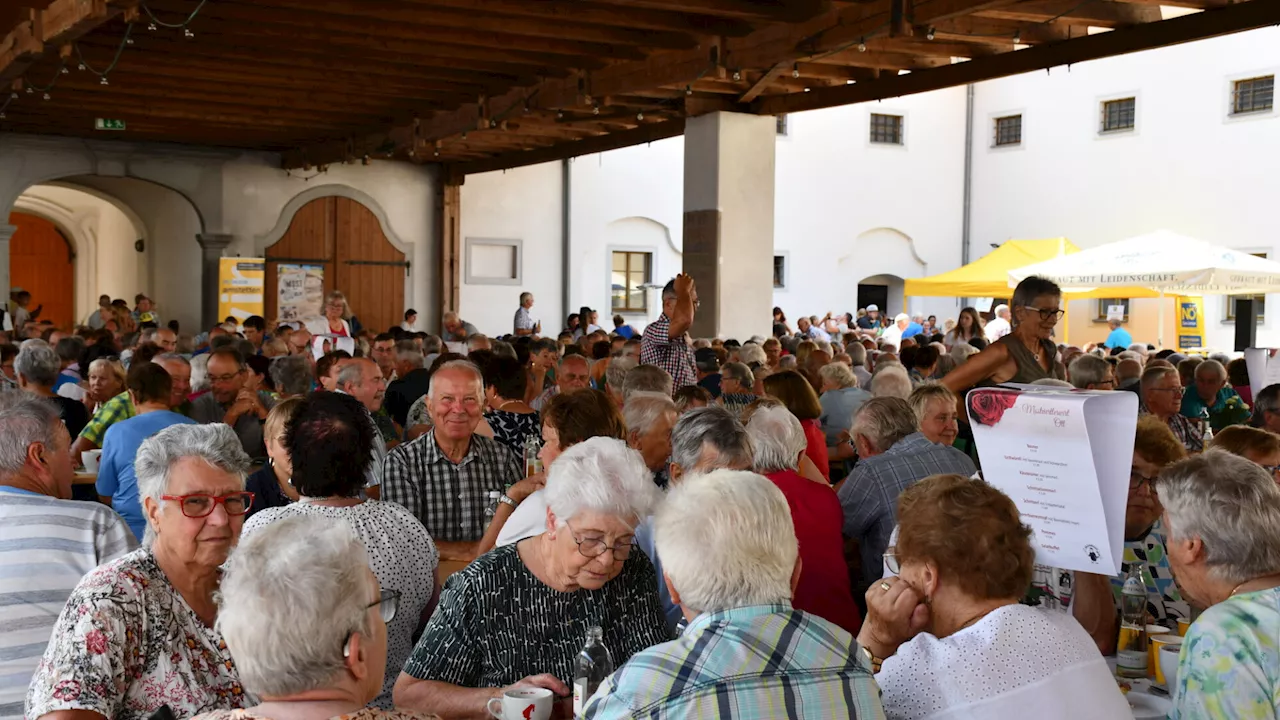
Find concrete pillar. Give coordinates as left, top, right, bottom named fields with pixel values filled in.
left=196, top=233, right=232, bottom=331
left=682, top=112, right=776, bottom=340
left=0, top=224, right=13, bottom=312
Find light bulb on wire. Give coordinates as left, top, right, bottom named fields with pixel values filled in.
left=148, top=22, right=157, bottom=31
left=100, top=76, right=109, bottom=85
left=183, top=27, right=194, bottom=38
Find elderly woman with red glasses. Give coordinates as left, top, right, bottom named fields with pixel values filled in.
left=28, top=424, right=255, bottom=720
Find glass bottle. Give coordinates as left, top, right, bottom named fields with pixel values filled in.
left=1116, top=563, right=1149, bottom=678
left=1199, top=407, right=1213, bottom=449
left=573, top=626, right=614, bottom=714
left=524, top=434, right=544, bottom=477
left=483, top=490, right=501, bottom=523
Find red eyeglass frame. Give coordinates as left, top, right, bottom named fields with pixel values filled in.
left=160, top=492, right=256, bottom=518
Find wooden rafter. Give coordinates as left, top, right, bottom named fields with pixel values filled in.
left=0, top=0, right=130, bottom=85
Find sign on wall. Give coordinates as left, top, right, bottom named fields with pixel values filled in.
left=276, top=263, right=324, bottom=322
left=217, top=258, right=265, bottom=323
left=1177, top=296, right=1204, bottom=350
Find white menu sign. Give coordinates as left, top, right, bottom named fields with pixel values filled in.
left=966, top=385, right=1137, bottom=575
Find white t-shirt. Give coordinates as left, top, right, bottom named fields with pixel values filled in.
left=985, top=317, right=1012, bottom=342
left=495, top=489, right=549, bottom=547
left=878, top=604, right=1131, bottom=720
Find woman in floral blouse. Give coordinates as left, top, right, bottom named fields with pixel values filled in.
left=27, top=424, right=254, bottom=720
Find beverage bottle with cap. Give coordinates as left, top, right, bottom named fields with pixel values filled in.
left=482, top=490, right=501, bottom=523
left=1116, top=563, right=1149, bottom=678
left=573, top=626, right=613, bottom=714
left=1199, top=408, right=1213, bottom=449
left=523, top=434, right=543, bottom=478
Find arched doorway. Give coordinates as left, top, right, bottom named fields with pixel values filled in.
left=263, top=196, right=406, bottom=334
left=7, top=211, right=74, bottom=329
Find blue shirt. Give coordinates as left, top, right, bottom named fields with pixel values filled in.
left=901, top=322, right=925, bottom=340
left=1180, top=386, right=1240, bottom=420
left=614, top=325, right=636, bottom=339
left=582, top=603, right=886, bottom=720
left=635, top=516, right=682, bottom=634
left=96, top=410, right=196, bottom=540
left=1104, top=326, right=1133, bottom=349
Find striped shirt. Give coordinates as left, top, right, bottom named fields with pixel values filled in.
left=582, top=603, right=886, bottom=720
left=381, top=430, right=522, bottom=542
left=0, top=487, right=135, bottom=720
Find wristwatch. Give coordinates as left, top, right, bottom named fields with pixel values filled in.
left=860, top=645, right=884, bottom=674
left=498, top=494, right=518, bottom=508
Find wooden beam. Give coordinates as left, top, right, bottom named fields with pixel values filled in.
left=1110, top=0, right=1229, bottom=8
left=739, top=61, right=787, bottom=102
left=919, top=17, right=1078, bottom=45
left=445, top=119, right=687, bottom=176
left=758, top=0, right=1280, bottom=115
left=583, top=0, right=831, bottom=23
left=386, top=0, right=756, bottom=36
left=0, top=0, right=128, bottom=84
left=976, top=0, right=1161, bottom=27
left=437, top=180, right=461, bottom=319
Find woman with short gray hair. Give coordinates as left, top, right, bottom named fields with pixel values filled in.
left=623, top=392, right=678, bottom=483
left=268, top=354, right=313, bottom=399
left=28, top=424, right=254, bottom=720
left=192, top=516, right=439, bottom=720
left=1155, top=451, right=1280, bottom=717
left=395, top=437, right=669, bottom=717
left=746, top=406, right=862, bottom=633
left=16, top=343, right=89, bottom=438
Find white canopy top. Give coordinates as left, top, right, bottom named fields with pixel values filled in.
left=1008, top=230, right=1280, bottom=296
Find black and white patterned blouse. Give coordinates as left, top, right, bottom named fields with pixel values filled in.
left=403, top=544, right=669, bottom=689
left=484, top=409, right=541, bottom=456
left=381, top=430, right=523, bottom=542
left=241, top=500, right=437, bottom=710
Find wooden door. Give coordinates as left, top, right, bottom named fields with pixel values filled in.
left=264, top=197, right=405, bottom=334
left=8, top=211, right=74, bottom=329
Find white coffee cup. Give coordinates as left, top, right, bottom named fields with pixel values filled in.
left=1159, top=642, right=1183, bottom=691
left=487, top=687, right=553, bottom=720
left=83, top=449, right=103, bottom=473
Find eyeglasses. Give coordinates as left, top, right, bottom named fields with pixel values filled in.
left=567, top=522, right=637, bottom=560
left=1129, top=471, right=1158, bottom=491
left=160, top=492, right=255, bottom=518
left=1152, top=386, right=1186, bottom=396
left=209, top=371, right=243, bottom=384
left=367, top=588, right=401, bottom=623
left=1025, top=306, right=1066, bottom=321
left=884, top=547, right=901, bottom=576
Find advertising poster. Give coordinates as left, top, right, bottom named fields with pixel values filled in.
left=277, top=263, right=325, bottom=322
left=1176, top=296, right=1204, bottom=350
left=217, top=258, right=265, bottom=323
left=966, top=385, right=1137, bottom=575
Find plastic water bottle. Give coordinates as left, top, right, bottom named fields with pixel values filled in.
left=483, top=490, right=501, bottom=523
left=523, top=434, right=543, bottom=477
left=1115, top=563, right=1149, bottom=678
left=573, top=626, right=613, bottom=714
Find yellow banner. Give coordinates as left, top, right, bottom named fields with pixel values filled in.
left=1176, top=296, right=1204, bottom=351
left=217, top=258, right=265, bottom=323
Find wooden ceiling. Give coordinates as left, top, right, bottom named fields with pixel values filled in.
left=0, top=0, right=1274, bottom=175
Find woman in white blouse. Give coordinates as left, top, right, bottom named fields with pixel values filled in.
left=302, top=290, right=354, bottom=346
left=858, top=474, right=1130, bottom=720
left=242, top=391, right=437, bottom=710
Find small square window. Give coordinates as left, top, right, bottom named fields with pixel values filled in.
left=994, top=115, right=1022, bottom=146
left=1095, top=299, right=1130, bottom=322
left=870, top=113, right=903, bottom=144
left=773, top=255, right=787, bottom=289
left=776, top=114, right=789, bottom=136
left=1227, top=253, right=1267, bottom=323
left=611, top=251, right=651, bottom=313
left=1101, top=98, right=1136, bottom=133
left=1232, top=76, right=1274, bottom=115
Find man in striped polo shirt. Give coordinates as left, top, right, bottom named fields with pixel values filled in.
left=0, top=393, right=135, bottom=720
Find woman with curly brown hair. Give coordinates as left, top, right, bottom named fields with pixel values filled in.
left=859, top=474, right=1128, bottom=720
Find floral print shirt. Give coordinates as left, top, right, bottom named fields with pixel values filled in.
left=194, top=708, right=439, bottom=720
left=26, top=548, right=250, bottom=720
left=1171, top=587, right=1280, bottom=720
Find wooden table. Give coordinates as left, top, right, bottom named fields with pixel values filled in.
left=73, top=471, right=97, bottom=485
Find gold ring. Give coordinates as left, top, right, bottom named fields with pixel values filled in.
left=879, top=581, right=892, bottom=591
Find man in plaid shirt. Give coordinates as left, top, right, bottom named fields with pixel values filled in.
left=583, top=470, right=885, bottom=719
left=381, top=359, right=522, bottom=561
left=640, top=274, right=697, bottom=394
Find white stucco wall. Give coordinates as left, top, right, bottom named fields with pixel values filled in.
left=460, top=162, right=563, bottom=336
left=969, top=26, right=1280, bottom=349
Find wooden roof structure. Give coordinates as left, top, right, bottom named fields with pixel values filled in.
left=1, top=0, right=1276, bottom=176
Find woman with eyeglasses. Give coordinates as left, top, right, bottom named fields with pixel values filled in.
left=28, top=424, right=255, bottom=720
left=942, top=276, right=1067, bottom=395
left=241, top=391, right=438, bottom=709
left=394, top=437, right=668, bottom=719
left=191, top=516, right=441, bottom=720
left=303, top=290, right=354, bottom=348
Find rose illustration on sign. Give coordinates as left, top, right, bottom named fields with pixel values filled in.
left=967, top=389, right=1020, bottom=427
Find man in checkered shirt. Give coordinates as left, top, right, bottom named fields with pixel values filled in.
left=382, top=359, right=522, bottom=561
left=640, top=274, right=697, bottom=394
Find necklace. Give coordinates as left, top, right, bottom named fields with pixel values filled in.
left=1229, top=572, right=1280, bottom=597
left=497, top=399, right=522, bottom=411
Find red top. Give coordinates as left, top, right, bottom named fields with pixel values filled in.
left=800, top=418, right=831, bottom=482
left=766, top=469, right=862, bottom=635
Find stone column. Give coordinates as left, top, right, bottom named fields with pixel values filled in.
left=682, top=112, right=776, bottom=341
left=196, top=233, right=232, bottom=331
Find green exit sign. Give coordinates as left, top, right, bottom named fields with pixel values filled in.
left=94, top=118, right=126, bottom=131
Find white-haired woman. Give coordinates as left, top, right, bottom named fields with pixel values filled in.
left=870, top=365, right=913, bottom=400
left=191, top=516, right=439, bottom=720
left=1158, top=452, right=1280, bottom=718
left=394, top=437, right=669, bottom=719
left=746, top=405, right=861, bottom=635
left=818, top=362, right=870, bottom=470
left=28, top=424, right=254, bottom=720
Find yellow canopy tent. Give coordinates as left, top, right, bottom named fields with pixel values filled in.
left=905, top=238, right=1080, bottom=298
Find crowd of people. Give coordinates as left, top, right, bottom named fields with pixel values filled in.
left=1, top=276, right=1278, bottom=720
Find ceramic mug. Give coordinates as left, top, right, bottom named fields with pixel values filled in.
left=1158, top=640, right=1184, bottom=690
left=487, top=687, right=553, bottom=720
left=83, top=449, right=103, bottom=473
